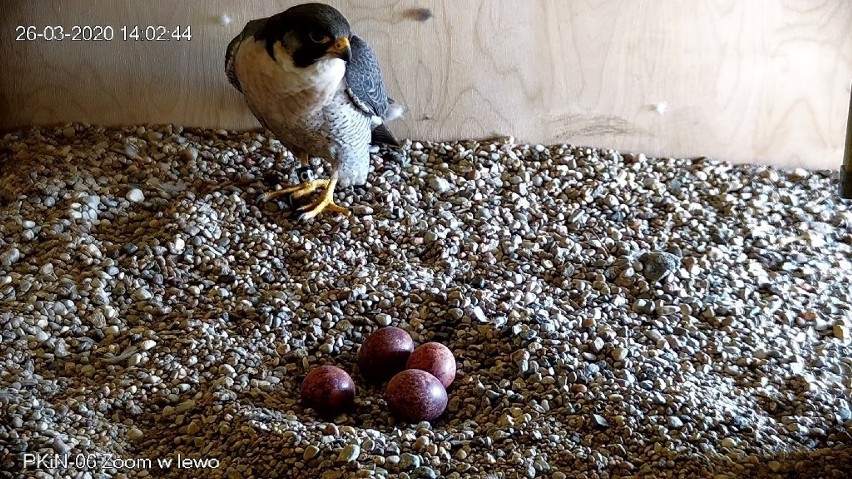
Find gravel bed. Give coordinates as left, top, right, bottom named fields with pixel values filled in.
left=1, top=124, right=851, bottom=479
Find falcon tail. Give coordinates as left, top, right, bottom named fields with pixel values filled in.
left=371, top=98, right=404, bottom=146
left=371, top=123, right=399, bottom=147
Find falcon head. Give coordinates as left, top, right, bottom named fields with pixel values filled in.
left=258, top=3, right=352, bottom=68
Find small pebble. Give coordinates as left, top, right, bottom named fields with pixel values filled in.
left=304, top=445, right=320, bottom=461
left=337, top=444, right=360, bottom=463
left=428, top=176, right=451, bottom=193
left=126, top=188, right=145, bottom=203
left=127, top=428, right=144, bottom=441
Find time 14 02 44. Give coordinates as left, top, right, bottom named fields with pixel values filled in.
left=121, top=26, right=191, bottom=41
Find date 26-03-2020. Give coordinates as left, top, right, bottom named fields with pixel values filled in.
left=15, top=25, right=192, bottom=42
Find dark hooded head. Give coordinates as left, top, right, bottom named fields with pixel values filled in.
left=257, top=3, right=352, bottom=67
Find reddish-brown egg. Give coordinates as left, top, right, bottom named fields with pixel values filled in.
left=300, top=365, right=356, bottom=418
left=385, top=369, right=448, bottom=422
left=406, top=342, right=457, bottom=388
left=357, top=327, right=414, bottom=383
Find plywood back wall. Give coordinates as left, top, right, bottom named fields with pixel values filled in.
left=2, top=0, right=851, bottom=169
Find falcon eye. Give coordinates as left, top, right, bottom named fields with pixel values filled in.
left=308, top=31, right=329, bottom=44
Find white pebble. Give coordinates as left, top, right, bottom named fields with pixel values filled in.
left=126, top=188, right=145, bottom=203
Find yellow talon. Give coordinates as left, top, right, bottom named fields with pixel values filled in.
left=260, top=179, right=328, bottom=202
left=282, top=179, right=329, bottom=200
left=296, top=173, right=349, bottom=220
left=258, top=170, right=348, bottom=220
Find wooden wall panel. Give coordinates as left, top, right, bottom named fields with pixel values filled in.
left=1, top=0, right=851, bottom=169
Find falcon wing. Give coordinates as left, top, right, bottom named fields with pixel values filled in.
left=225, top=18, right=268, bottom=93
left=344, top=35, right=400, bottom=146
left=344, top=35, right=392, bottom=118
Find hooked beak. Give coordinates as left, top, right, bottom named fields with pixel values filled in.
left=327, top=36, right=351, bottom=62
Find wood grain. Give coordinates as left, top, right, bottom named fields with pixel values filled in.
left=2, top=0, right=851, bottom=168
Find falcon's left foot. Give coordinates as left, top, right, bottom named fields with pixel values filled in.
left=259, top=179, right=328, bottom=203
left=296, top=174, right=349, bottom=221
left=257, top=172, right=349, bottom=221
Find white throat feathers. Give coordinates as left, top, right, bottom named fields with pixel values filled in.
left=269, top=40, right=346, bottom=98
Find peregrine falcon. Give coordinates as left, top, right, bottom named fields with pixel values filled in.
left=225, top=3, right=402, bottom=220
